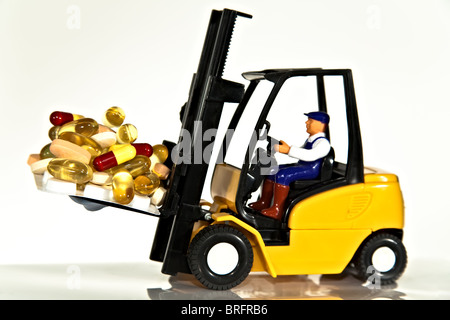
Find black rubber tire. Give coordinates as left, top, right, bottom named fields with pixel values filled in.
left=187, top=225, right=253, bottom=290
left=355, top=233, right=407, bottom=285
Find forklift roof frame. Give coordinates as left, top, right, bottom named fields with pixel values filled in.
left=218, top=68, right=365, bottom=226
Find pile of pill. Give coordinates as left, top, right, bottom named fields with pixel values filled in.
left=28, top=107, right=171, bottom=208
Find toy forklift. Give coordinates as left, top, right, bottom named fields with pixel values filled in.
left=74, top=9, right=407, bottom=290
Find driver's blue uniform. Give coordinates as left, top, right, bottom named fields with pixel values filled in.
left=266, top=135, right=329, bottom=186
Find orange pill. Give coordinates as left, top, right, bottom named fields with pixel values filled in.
left=153, top=163, right=170, bottom=180
left=27, top=154, right=41, bottom=166
left=50, top=139, right=91, bottom=164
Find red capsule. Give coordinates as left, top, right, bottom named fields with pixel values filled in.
left=93, top=144, right=136, bottom=171
left=132, top=143, right=153, bottom=157
left=50, top=111, right=84, bottom=126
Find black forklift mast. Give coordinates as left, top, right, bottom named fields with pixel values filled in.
left=150, top=9, right=252, bottom=275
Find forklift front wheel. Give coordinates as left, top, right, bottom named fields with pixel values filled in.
left=187, top=224, right=253, bottom=290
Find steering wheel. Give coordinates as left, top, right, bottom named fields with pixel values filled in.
left=244, top=121, right=278, bottom=197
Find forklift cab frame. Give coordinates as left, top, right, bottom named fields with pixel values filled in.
left=186, top=68, right=406, bottom=290
left=223, top=68, right=364, bottom=230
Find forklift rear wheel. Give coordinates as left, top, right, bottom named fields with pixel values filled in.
left=187, top=224, right=253, bottom=290
left=355, top=233, right=407, bottom=285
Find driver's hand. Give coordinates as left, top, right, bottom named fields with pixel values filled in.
left=275, top=140, right=290, bottom=154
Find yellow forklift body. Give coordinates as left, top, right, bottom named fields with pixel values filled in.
left=205, top=168, right=404, bottom=277
left=264, top=229, right=371, bottom=275
left=288, top=172, right=404, bottom=231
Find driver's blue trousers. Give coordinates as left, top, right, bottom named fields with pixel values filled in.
left=266, top=159, right=322, bottom=186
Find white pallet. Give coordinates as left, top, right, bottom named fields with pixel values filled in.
left=33, top=171, right=160, bottom=216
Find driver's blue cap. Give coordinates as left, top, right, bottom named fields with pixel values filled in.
left=304, top=111, right=330, bottom=124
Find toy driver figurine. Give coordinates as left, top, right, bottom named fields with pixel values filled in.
left=249, top=111, right=331, bottom=220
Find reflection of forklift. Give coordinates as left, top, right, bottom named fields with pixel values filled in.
left=147, top=9, right=407, bottom=290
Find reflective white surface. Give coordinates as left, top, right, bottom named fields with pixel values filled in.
left=1, top=258, right=449, bottom=300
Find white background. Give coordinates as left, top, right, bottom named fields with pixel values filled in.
left=1, top=0, right=449, bottom=268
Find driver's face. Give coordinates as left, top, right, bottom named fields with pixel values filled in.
left=305, top=118, right=326, bottom=136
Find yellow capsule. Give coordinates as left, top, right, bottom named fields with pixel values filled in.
left=76, top=183, right=86, bottom=192
left=134, top=173, right=160, bottom=195
left=58, top=118, right=99, bottom=137
left=58, top=131, right=103, bottom=158
left=153, top=144, right=169, bottom=163
left=92, top=144, right=136, bottom=171
left=106, top=155, right=151, bottom=178
left=48, top=126, right=60, bottom=140
left=103, top=106, right=125, bottom=128
left=108, top=143, right=125, bottom=152
left=112, top=170, right=134, bottom=205
left=40, top=143, right=55, bottom=159
left=47, top=158, right=93, bottom=184
left=116, top=124, right=138, bottom=144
